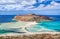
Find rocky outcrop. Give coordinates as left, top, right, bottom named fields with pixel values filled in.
left=13, top=14, right=52, bottom=22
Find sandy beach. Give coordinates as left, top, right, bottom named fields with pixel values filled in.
left=0, top=21, right=60, bottom=36
left=0, top=21, right=60, bottom=39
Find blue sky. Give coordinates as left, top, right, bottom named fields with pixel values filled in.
left=0, top=0, right=60, bottom=15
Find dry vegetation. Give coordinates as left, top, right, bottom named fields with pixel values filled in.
left=0, top=34, right=60, bottom=39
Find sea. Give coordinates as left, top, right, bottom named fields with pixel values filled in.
left=0, top=15, right=60, bottom=34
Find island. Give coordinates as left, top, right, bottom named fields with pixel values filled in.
left=13, top=14, right=52, bottom=22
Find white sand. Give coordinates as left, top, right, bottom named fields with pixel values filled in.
left=0, top=21, right=37, bottom=28
left=0, top=21, right=60, bottom=36
left=0, top=32, right=60, bottom=36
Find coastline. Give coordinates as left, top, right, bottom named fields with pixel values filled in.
left=0, top=32, right=60, bottom=36
left=0, top=21, right=37, bottom=28
left=0, top=21, right=60, bottom=36
left=0, top=33, right=60, bottom=39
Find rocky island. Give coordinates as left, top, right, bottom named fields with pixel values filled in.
left=13, top=14, right=52, bottom=22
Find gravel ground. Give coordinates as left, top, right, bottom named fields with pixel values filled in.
left=0, top=34, right=60, bottom=39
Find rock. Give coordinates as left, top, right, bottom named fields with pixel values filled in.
left=13, top=14, right=52, bottom=22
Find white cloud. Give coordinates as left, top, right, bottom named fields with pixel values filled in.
left=21, top=0, right=36, bottom=5
left=0, top=0, right=17, bottom=3
left=0, top=0, right=60, bottom=11
left=0, top=0, right=36, bottom=10
left=25, top=1, right=60, bottom=10
left=0, top=4, right=24, bottom=11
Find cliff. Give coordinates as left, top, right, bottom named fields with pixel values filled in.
left=13, top=14, right=52, bottom=22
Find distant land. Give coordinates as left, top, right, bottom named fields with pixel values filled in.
left=13, top=14, right=52, bottom=22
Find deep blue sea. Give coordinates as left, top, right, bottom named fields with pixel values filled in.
left=0, top=15, right=60, bottom=34
left=0, top=15, right=60, bottom=22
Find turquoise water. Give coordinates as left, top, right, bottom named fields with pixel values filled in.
left=26, top=21, right=60, bottom=32
left=0, top=15, right=60, bottom=34
left=26, top=15, right=60, bottom=32
left=0, top=21, right=28, bottom=34
left=40, top=21, right=60, bottom=30
left=0, top=30, right=12, bottom=34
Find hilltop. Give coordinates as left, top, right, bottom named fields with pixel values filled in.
left=13, top=14, right=52, bottom=22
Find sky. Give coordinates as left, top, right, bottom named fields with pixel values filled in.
left=0, top=0, right=60, bottom=15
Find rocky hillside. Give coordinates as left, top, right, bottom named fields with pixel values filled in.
left=13, top=14, right=52, bottom=22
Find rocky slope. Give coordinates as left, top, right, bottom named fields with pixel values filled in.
left=13, top=14, right=52, bottom=22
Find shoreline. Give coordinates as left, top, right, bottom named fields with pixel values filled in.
left=0, top=32, right=60, bottom=36
left=0, top=33, right=60, bottom=39
left=0, top=21, right=60, bottom=36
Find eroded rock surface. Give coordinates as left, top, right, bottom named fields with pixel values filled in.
left=13, top=14, right=52, bottom=22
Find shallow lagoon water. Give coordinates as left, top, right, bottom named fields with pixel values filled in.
left=0, top=15, right=60, bottom=34
left=0, top=21, right=29, bottom=34
left=40, top=21, right=60, bottom=30
left=26, top=21, right=60, bottom=32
